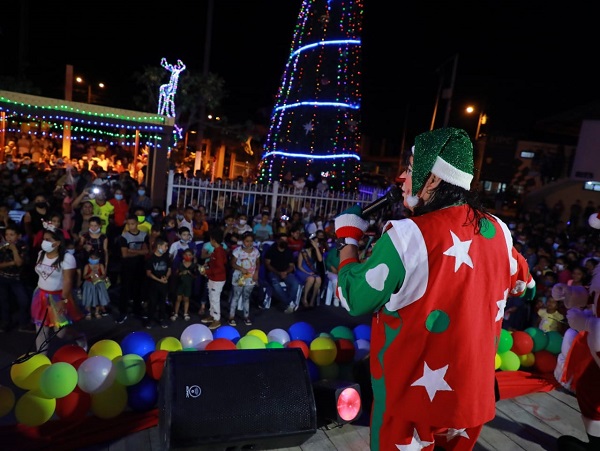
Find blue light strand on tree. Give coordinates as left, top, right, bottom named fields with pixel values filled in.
left=258, top=0, right=363, bottom=191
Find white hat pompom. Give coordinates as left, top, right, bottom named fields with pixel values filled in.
left=589, top=212, right=600, bottom=229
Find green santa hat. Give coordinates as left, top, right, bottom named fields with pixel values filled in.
left=411, top=127, right=474, bottom=194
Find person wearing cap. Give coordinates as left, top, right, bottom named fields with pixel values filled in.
left=334, top=127, right=535, bottom=450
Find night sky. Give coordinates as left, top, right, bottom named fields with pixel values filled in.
left=1, top=1, right=597, bottom=149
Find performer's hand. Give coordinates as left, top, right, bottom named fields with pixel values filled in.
left=566, top=308, right=591, bottom=332
left=335, top=205, right=368, bottom=241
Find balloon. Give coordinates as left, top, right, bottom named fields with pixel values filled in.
left=497, top=329, right=514, bottom=354
left=121, top=331, right=156, bottom=359
left=266, top=341, right=284, bottom=349
left=288, top=322, right=316, bottom=345
left=287, top=340, right=309, bottom=359
left=519, top=353, right=535, bottom=368
left=335, top=338, right=356, bottom=364
left=306, top=359, right=320, bottom=382
left=88, top=339, right=123, bottom=361
left=55, top=386, right=91, bottom=421
left=246, top=329, right=268, bottom=344
left=180, top=324, right=214, bottom=350
left=15, top=390, right=56, bottom=427
left=236, top=335, right=266, bottom=350
left=524, top=327, right=549, bottom=352
left=353, top=324, right=371, bottom=342
left=77, top=355, right=116, bottom=394
left=90, top=383, right=127, bottom=419
left=114, top=354, right=146, bottom=386
left=213, top=325, right=240, bottom=343
left=127, top=376, right=158, bottom=412
left=354, top=339, right=371, bottom=362
left=205, top=338, right=237, bottom=351
left=39, top=362, right=78, bottom=399
left=495, top=353, right=501, bottom=370
left=267, top=328, right=291, bottom=346
left=499, top=351, right=520, bottom=371
left=10, top=353, right=51, bottom=390
left=319, top=332, right=333, bottom=339
left=157, top=336, right=183, bottom=352
left=510, top=331, right=534, bottom=356
left=545, top=331, right=563, bottom=355
left=319, top=362, right=340, bottom=380
left=330, top=325, right=355, bottom=342
left=0, top=385, right=15, bottom=417
left=309, top=337, right=338, bottom=366
left=534, top=350, right=557, bottom=374
left=146, top=350, right=169, bottom=380
left=52, top=344, right=88, bottom=369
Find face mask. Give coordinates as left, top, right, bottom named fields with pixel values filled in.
left=35, top=202, right=46, bottom=209
left=41, top=240, right=55, bottom=252
left=89, top=227, right=101, bottom=234
left=66, top=249, right=76, bottom=255
left=555, top=252, right=564, bottom=258
left=26, top=178, right=34, bottom=184
left=89, top=258, right=100, bottom=265
left=556, top=264, right=564, bottom=271
left=280, top=222, right=286, bottom=227
left=177, top=214, right=184, bottom=221
left=180, top=238, right=190, bottom=244
left=369, top=220, right=376, bottom=225
left=114, top=194, right=123, bottom=200
left=21, top=198, right=29, bottom=205
left=151, top=212, right=159, bottom=217
left=238, top=220, right=246, bottom=226
left=183, top=255, right=193, bottom=262
left=138, top=190, right=145, bottom=196
left=316, top=221, right=323, bottom=229
left=137, top=216, right=146, bottom=223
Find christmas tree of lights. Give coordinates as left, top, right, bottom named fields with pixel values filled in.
left=258, top=0, right=363, bottom=191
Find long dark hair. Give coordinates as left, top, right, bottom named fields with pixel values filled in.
left=37, top=228, right=66, bottom=269
left=412, top=179, right=490, bottom=234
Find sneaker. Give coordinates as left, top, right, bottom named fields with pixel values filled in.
left=333, top=298, right=340, bottom=307
left=228, top=318, right=237, bottom=326
left=201, top=315, right=215, bottom=324
left=170, top=314, right=178, bottom=322
left=116, top=314, right=128, bottom=324
left=244, top=318, right=252, bottom=326
left=161, top=320, right=169, bottom=329
left=184, top=314, right=191, bottom=321
left=75, top=334, right=88, bottom=352
left=18, top=323, right=36, bottom=333
left=208, top=320, right=222, bottom=330
left=284, top=304, right=295, bottom=314
left=145, top=320, right=152, bottom=330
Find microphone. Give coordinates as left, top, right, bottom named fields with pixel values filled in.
left=361, top=185, right=402, bottom=218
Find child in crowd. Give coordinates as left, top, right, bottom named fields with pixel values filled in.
left=537, top=297, right=565, bottom=333
left=200, top=227, right=228, bottom=330
left=171, top=249, right=198, bottom=322
left=145, top=237, right=171, bottom=329
left=229, top=232, right=260, bottom=326
left=81, top=251, right=110, bottom=319
left=234, top=213, right=253, bottom=236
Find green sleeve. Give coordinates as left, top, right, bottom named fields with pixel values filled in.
left=337, top=232, right=406, bottom=316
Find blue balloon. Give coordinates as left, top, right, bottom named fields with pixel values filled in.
left=353, top=324, right=371, bottom=342
left=305, top=359, right=320, bottom=383
left=120, top=331, right=156, bottom=360
left=213, top=325, right=241, bottom=343
left=127, top=376, right=158, bottom=411
left=288, top=321, right=316, bottom=345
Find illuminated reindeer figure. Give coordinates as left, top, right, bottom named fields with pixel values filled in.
left=157, top=58, right=186, bottom=117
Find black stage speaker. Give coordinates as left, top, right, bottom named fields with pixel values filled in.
left=159, top=348, right=317, bottom=450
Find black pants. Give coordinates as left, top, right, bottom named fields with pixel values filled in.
left=147, top=280, right=168, bottom=322
left=119, top=257, right=145, bottom=314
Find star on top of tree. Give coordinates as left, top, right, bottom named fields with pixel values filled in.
left=303, top=121, right=314, bottom=135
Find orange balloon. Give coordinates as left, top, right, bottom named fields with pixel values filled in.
left=287, top=340, right=309, bottom=359
left=145, top=350, right=169, bottom=381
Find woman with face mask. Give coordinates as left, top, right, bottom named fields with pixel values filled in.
left=30, top=227, right=85, bottom=354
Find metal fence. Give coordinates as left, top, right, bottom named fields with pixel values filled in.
left=165, top=171, right=390, bottom=222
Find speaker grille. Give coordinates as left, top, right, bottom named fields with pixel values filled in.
left=159, top=348, right=317, bottom=450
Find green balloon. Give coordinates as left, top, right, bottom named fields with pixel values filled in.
left=236, top=335, right=266, bottom=350
left=266, top=342, right=284, bottom=349
left=545, top=331, right=563, bottom=355
left=497, top=329, right=514, bottom=353
left=499, top=351, right=521, bottom=371
left=524, top=327, right=549, bottom=352
left=39, top=362, right=78, bottom=399
left=329, top=326, right=355, bottom=342
left=114, top=354, right=146, bottom=387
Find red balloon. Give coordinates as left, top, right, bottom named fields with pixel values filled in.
left=511, top=331, right=534, bottom=356
left=205, top=338, right=237, bottom=351
left=145, top=350, right=169, bottom=381
left=534, top=350, right=557, bottom=374
left=52, top=344, right=88, bottom=369
left=287, top=340, right=310, bottom=359
left=55, top=386, right=91, bottom=420
left=335, top=338, right=356, bottom=364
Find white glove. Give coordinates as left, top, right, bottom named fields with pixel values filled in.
left=566, top=308, right=592, bottom=332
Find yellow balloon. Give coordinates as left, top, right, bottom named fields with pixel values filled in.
left=15, top=390, right=56, bottom=427
left=89, top=339, right=123, bottom=361
left=0, top=386, right=16, bottom=417
left=10, top=353, right=52, bottom=390
left=246, top=329, right=268, bottom=344
left=309, top=337, right=337, bottom=367
left=91, top=383, right=127, bottom=419
left=157, top=336, right=183, bottom=352
left=519, top=352, right=536, bottom=368
left=495, top=353, right=501, bottom=370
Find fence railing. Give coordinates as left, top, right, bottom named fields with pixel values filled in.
left=165, top=171, right=390, bottom=222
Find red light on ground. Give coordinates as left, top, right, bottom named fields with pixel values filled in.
left=336, top=387, right=362, bottom=422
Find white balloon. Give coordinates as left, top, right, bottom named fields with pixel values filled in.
left=77, top=355, right=116, bottom=394
left=267, top=328, right=291, bottom=346
left=180, top=323, right=213, bottom=350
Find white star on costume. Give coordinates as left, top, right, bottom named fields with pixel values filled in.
left=436, top=428, right=469, bottom=441
left=303, top=121, right=313, bottom=134
left=411, top=362, right=452, bottom=401
left=496, top=289, right=508, bottom=322
left=396, top=428, right=434, bottom=450
left=443, top=231, right=473, bottom=272
left=365, top=263, right=389, bottom=291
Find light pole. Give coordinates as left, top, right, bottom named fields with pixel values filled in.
left=465, top=105, right=488, bottom=188
left=75, top=76, right=105, bottom=104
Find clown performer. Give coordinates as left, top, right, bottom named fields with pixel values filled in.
left=335, top=127, right=535, bottom=451
left=554, top=211, right=600, bottom=451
